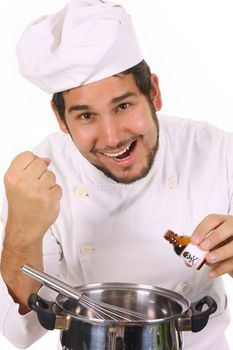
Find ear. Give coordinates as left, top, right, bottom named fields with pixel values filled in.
left=51, top=101, right=69, bottom=134
left=150, top=74, right=162, bottom=111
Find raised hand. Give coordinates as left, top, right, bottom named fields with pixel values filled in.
left=1, top=151, right=62, bottom=312
left=4, top=151, right=62, bottom=248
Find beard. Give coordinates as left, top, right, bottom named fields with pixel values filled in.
left=93, top=134, right=159, bottom=184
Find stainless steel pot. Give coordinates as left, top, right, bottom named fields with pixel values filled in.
left=28, top=283, right=217, bottom=350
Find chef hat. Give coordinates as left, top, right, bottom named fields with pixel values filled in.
left=16, top=0, right=143, bottom=94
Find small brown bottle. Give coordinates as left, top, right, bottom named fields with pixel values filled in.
left=164, top=230, right=208, bottom=270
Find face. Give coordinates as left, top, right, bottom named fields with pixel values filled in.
left=53, top=73, right=162, bottom=184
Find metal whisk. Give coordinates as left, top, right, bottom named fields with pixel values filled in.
left=21, top=264, right=152, bottom=321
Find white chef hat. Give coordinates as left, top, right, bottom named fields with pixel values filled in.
left=16, top=0, right=143, bottom=94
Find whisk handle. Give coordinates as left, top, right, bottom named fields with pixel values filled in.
left=21, top=264, right=82, bottom=301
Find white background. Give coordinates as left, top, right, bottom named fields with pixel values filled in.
left=0, top=0, right=232, bottom=348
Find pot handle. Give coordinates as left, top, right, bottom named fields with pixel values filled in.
left=28, top=293, right=56, bottom=330
left=191, top=296, right=217, bottom=332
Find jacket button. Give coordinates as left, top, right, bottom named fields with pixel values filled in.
left=167, top=177, right=178, bottom=189
left=176, top=281, right=191, bottom=295
left=75, top=186, right=88, bottom=198
left=80, top=245, right=94, bottom=256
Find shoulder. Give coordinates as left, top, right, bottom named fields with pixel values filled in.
left=158, top=114, right=233, bottom=148
left=158, top=114, right=229, bottom=134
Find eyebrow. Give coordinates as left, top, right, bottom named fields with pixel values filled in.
left=68, top=92, right=138, bottom=114
left=111, top=92, right=138, bottom=104
left=68, top=104, right=90, bottom=114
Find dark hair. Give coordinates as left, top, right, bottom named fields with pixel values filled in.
left=52, top=60, right=152, bottom=122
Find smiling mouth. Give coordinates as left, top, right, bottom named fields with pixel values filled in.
left=102, top=140, right=137, bottom=161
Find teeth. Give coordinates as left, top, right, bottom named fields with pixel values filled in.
left=104, top=142, right=132, bottom=158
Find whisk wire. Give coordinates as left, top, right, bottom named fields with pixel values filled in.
left=80, top=294, right=150, bottom=321
left=21, top=264, right=153, bottom=321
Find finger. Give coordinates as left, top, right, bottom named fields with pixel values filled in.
left=208, top=257, right=233, bottom=279
left=41, top=157, right=51, bottom=167
left=199, top=217, right=233, bottom=251
left=24, top=157, right=50, bottom=179
left=191, top=214, right=228, bottom=245
left=8, top=151, right=37, bottom=171
left=50, top=184, right=63, bottom=200
left=25, top=157, right=51, bottom=170
left=39, top=170, right=57, bottom=189
left=205, top=237, right=233, bottom=264
left=8, top=151, right=50, bottom=173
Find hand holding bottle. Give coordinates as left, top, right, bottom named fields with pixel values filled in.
left=164, top=230, right=208, bottom=270
left=191, top=214, right=233, bottom=278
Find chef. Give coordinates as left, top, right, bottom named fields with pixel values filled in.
left=0, top=0, right=232, bottom=349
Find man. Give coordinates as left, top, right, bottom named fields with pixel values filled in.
left=0, top=0, right=232, bottom=349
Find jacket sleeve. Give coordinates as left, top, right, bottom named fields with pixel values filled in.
left=0, top=194, right=62, bottom=349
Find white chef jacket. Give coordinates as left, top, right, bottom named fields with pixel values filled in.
left=0, top=115, right=232, bottom=349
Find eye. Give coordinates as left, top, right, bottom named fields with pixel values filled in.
left=118, top=103, right=130, bottom=111
left=79, top=112, right=93, bottom=120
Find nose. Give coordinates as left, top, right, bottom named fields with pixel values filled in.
left=98, top=115, right=122, bottom=148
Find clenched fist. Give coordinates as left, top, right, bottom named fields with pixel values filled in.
left=4, top=151, right=62, bottom=248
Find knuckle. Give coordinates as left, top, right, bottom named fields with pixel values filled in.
left=8, top=151, right=37, bottom=171
left=205, top=213, right=221, bottom=223
left=206, top=213, right=216, bottom=220
left=47, top=170, right=56, bottom=181
left=4, top=171, right=13, bottom=186
left=4, top=170, right=21, bottom=189
left=40, top=170, right=56, bottom=183
left=16, top=151, right=36, bottom=165
left=54, top=184, right=63, bottom=197
left=32, top=157, right=48, bottom=172
left=58, top=185, right=63, bottom=197
left=20, top=150, right=35, bottom=158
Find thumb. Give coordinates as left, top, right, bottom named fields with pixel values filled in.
left=41, top=157, right=51, bottom=166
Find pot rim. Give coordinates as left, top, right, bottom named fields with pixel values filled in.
left=55, top=282, right=191, bottom=325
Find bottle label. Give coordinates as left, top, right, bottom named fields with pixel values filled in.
left=180, top=243, right=208, bottom=269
